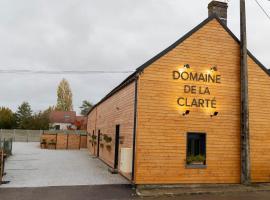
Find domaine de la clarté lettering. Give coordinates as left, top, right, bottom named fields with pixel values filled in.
left=173, top=65, right=221, bottom=108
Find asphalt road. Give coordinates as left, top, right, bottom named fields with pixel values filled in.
left=0, top=185, right=135, bottom=200
left=1, top=185, right=270, bottom=200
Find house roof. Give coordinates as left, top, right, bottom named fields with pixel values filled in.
left=49, top=111, right=76, bottom=124
left=88, top=14, right=270, bottom=116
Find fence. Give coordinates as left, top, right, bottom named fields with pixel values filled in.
left=0, top=129, right=42, bottom=142
left=0, top=129, right=87, bottom=142
left=41, top=132, right=87, bottom=150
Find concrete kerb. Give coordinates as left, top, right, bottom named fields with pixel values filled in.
left=135, top=183, right=270, bottom=197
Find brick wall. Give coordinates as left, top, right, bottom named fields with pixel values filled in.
left=87, top=82, right=135, bottom=179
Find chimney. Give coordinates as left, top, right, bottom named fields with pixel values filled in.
left=208, top=0, right=228, bottom=25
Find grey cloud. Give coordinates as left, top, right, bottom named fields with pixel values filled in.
left=0, top=0, right=269, bottom=113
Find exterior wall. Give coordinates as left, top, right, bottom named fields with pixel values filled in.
left=87, top=108, right=97, bottom=155
left=87, top=82, right=135, bottom=179
left=248, top=58, right=270, bottom=182
left=135, top=19, right=242, bottom=184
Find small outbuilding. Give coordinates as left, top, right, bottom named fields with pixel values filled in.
left=87, top=1, right=270, bottom=185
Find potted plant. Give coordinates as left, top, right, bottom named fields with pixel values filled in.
left=100, top=142, right=104, bottom=148
left=186, top=155, right=206, bottom=165
left=103, top=134, right=112, bottom=151
left=40, top=139, right=47, bottom=149
left=100, top=135, right=104, bottom=148
left=48, top=139, right=56, bottom=150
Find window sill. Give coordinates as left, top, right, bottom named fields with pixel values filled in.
left=185, top=164, right=207, bottom=169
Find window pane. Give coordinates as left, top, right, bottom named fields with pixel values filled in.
left=187, top=133, right=206, bottom=165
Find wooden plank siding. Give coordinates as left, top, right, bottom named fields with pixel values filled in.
left=134, top=19, right=242, bottom=184
left=248, top=57, right=270, bottom=182
left=87, top=82, right=136, bottom=180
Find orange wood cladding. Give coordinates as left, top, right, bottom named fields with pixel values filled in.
left=135, top=19, right=242, bottom=184
left=249, top=57, right=270, bottom=183
left=87, top=82, right=135, bottom=179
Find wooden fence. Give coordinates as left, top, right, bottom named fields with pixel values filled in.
left=41, top=133, right=87, bottom=150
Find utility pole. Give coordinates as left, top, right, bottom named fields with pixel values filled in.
left=240, top=0, right=251, bottom=185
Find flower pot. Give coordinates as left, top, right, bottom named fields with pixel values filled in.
left=190, top=161, right=204, bottom=165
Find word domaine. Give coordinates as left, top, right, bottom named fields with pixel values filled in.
left=173, top=71, right=221, bottom=83
left=173, top=67, right=221, bottom=109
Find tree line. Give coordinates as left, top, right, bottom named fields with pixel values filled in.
left=0, top=79, right=93, bottom=130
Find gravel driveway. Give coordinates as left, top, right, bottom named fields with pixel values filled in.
left=1, top=142, right=129, bottom=188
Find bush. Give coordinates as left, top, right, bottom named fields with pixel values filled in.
left=186, top=155, right=205, bottom=164
left=103, top=134, right=112, bottom=143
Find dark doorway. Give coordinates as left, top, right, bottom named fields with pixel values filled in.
left=97, top=130, right=101, bottom=157
left=114, top=125, right=120, bottom=169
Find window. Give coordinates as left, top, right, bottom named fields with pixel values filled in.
left=186, top=133, right=206, bottom=166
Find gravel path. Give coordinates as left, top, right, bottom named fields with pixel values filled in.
left=1, top=142, right=128, bottom=188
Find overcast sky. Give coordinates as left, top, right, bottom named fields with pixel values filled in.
left=0, top=0, right=269, bottom=114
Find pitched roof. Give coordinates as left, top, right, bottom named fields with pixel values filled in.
left=49, top=111, right=76, bottom=124
left=88, top=14, right=270, bottom=115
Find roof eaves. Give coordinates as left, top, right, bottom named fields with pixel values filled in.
left=87, top=71, right=138, bottom=115
left=136, top=14, right=269, bottom=77
left=135, top=15, right=218, bottom=72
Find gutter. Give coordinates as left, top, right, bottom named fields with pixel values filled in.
left=131, top=75, right=139, bottom=182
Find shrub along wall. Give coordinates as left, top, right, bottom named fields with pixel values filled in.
left=41, top=133, right=87, bottom=150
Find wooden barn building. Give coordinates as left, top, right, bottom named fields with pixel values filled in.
left=87, top=1, right=270, bottom=185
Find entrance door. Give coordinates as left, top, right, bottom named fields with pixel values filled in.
left=114, top=125, right=120, bottom=170
left=97, top=130, right=101, bottom=157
